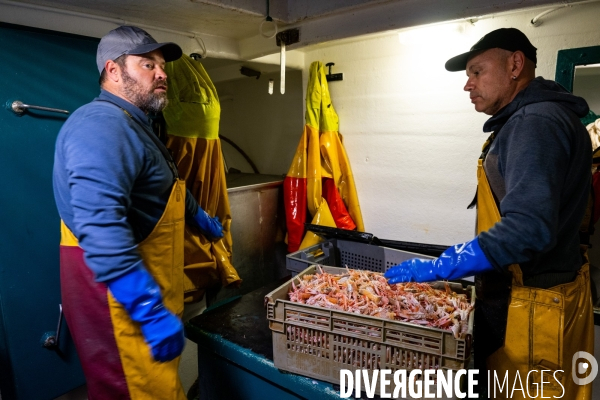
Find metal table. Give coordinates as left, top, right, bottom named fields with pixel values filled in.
left=185, top=279, right=463, bottom=400
left=186, top=236, right=600, bottom=399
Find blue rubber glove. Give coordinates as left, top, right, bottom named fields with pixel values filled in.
left=106, top=267, right=185, bottom=362
left=384, top=237, right=494, bottom=283
left=192, top=207, right=224, bottom=240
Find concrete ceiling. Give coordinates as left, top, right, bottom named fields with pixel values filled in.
left=2, top=0, right=582, bottom=42
left=8, top=0, right=267, bottom=40
left=1, top=0, right=593, bottom=77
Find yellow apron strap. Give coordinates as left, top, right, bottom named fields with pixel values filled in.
left=476, top=159, right=502, bottom=235
left=476, top=154, right=594, bottom=399
left=60, top=220, right=79, bottom=246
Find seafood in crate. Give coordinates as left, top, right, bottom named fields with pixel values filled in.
left=265, top=265, right=475, bottom=390
left=288, top=266, right=472, bottom=339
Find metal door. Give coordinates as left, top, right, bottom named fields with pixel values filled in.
left=0, top=23, right=99, bottom=399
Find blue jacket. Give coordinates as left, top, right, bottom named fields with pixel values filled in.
left=53, top=90, right=197, bottom=282
left=478, top=77, right=591, bottom=279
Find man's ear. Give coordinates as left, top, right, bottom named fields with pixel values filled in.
left=510, top=51, right=526, bottom=78
left=105, top=60, right=121, bottom=83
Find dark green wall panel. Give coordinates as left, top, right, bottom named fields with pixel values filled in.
left=0, top=23, right=99, bottom=399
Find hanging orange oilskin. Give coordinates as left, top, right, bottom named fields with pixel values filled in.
left=163, top=55, right=241, bottom=303
left=284, top=61, right=364, bottom=252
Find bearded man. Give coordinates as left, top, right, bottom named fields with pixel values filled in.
left=52, top=26, right=223, bottom=399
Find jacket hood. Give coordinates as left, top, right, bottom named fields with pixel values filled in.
left=483, top=77, right=589, bottom=132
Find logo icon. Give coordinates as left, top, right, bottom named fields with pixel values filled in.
left=572, top=351, right=598, bottom=385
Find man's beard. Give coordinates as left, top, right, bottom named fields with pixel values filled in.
left=121, top=68, right=168, bottom=113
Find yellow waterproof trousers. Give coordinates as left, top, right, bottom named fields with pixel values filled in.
left=476, top=159, right=594, bottom=399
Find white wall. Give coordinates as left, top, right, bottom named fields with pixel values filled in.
left=300, top=2, right=600, bottom=246
left=216, top=69, right=304, bottom=175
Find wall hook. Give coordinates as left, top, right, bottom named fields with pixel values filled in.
left=240, top=66, right=261, bottom=79
left=325, top=62, right=343, bottom=82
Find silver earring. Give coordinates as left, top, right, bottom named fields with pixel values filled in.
left=512, top=76, right=517, bottom=80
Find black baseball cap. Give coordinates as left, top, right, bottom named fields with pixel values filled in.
left=445, top=28, right=537, bottom=72
left=96, top=26, right=182, bottom=74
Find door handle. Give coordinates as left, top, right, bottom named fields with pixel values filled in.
left=8, top=100, right=70, bottom=116
left=41, top=304, right=63, bottom=349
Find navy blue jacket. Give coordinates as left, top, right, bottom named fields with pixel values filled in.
left=478, top=77, right=591, bottom=279
left=53, top=90, right=197, bottom=282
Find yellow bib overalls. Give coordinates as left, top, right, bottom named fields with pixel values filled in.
left=476, top=157, right=594, bottom=399
left=60, top=179, right=187, bottom=399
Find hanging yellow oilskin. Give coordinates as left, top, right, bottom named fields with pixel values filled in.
left=163, top=55, right=241, bottom=303
left=284, top=61, right=364, bottom=252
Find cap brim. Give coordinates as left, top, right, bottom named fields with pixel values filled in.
left=127, top=42, right=183, bottom=62
left=444, top=50, right=475, bottom=72
left=445, top=48, right=494, bottom=72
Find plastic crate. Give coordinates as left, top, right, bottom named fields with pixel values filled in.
left=286, top=238, right=434, bottom=275
left=265, top=265, right=475, bottom=395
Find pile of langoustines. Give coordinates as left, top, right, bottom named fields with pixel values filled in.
left=288, top=266, right=472, bottom=339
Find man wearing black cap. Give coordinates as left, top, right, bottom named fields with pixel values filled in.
left=53, top=26, right=223, bottom=398
left=386, top=28, right=594, bottom=397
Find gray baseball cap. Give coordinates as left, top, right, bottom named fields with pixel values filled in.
left=96, top=25, right=183, bottom=74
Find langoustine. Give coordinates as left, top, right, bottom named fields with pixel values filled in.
left=288, top=266, right=472, bottom=339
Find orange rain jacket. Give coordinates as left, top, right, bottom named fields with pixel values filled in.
left=284, top=61, right=364, bottom=252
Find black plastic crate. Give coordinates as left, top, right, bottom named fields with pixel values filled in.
left=286, top=239, right=434, bottom=275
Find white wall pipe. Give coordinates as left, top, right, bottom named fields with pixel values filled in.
left=530, top=4, right=568, bottom=26
left=531, top=0, right=600, bottom=27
